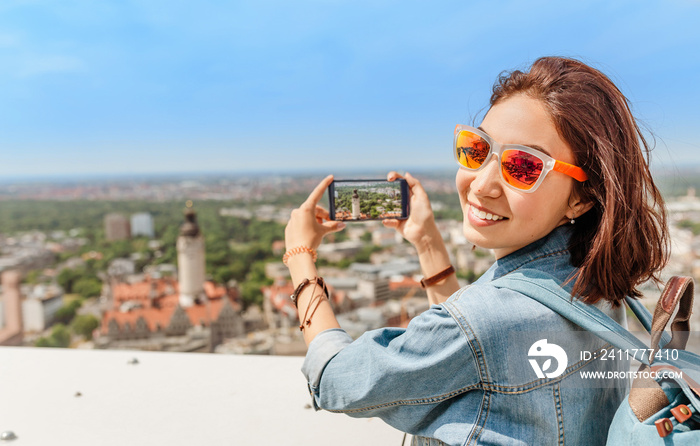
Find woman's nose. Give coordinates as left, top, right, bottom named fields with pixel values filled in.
left=470, top=153, right=503, bottom=197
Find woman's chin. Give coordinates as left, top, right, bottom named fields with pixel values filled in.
left=462, top=222, right=492, bottom=250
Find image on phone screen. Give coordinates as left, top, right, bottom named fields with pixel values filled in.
left=328, top=179, right=409, bottom=221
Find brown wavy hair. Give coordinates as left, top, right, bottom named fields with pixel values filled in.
left=490, top=56, right=669, bottom=306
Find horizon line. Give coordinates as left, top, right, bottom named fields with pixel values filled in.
left=0, top=161, right=698, bottom=185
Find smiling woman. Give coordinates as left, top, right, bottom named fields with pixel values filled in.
left=457, top=94, right=592, bottom=260
left=282, top=57, right=669, bottom=445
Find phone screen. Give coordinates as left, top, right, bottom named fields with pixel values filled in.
left=328, top=179, right=409, bottom=221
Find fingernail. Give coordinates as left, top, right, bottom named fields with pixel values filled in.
left=338, top=222, right=346, bottom=229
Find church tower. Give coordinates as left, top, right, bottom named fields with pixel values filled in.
left=177, top=201, right=206, bottom=307
left=351, top=189, right=360, bottom=220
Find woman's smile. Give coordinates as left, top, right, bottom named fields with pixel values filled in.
left=467, top=203, right=507, bottom=226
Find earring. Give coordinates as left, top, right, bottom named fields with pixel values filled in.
left=570, top=213, right=576, bottom=225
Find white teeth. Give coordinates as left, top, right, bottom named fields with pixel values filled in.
left=471, top=206, right=504, bottom=221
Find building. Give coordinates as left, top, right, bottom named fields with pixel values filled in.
left=107, top=258, right=136, bottom=277
left=352, top=189, right=360, bottom=219
left=130, top=212, right=155, bottom=238
left=21, top=283, right=64, bottom=332
left=98, top=276, right=244, bottom=352
left=176, top=204, right=205, bottom=307
left=0, top=234, right=55, bottom=275
left=0, top=270, right=23, bottom=346
left=104, top=213, right=131, bottom=241
left=317, top=240, right=364, bottom=263
left=372, top=227, right=402, bottom=247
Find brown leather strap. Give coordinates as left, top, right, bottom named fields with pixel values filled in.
left=420, top=265, right=455, bottom=289
left=650, top=276, right=694, bottom=358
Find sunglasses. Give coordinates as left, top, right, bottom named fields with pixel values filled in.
left=453, top=125, right=588, bottom=193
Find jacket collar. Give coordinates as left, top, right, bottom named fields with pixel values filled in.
left=475, top=225, right=574, bottom=284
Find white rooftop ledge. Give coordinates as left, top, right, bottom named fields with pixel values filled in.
left=0, top=347, right=403, bottom=445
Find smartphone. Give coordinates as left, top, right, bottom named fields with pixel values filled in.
left=328, top=179, right=409, bottom=221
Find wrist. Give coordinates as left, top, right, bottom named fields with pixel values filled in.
left=283, top=245, right=318, bottom=265
left=420, top=265, right=456, bottom=289
left=414, top=223, right=444, bottom=256
left=414, top=227, right=453, bottom=279
left=286, top=254, right=319, bottom=286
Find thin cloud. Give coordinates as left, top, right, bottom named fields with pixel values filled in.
left=16, top=54, right=87, bottom=78
left=0, top=32, right=22, bottom=48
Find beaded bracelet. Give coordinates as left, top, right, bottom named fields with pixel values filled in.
left=282, top=245, right=318, bottom=266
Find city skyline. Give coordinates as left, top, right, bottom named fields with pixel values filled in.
left=2, top=1, right=699, bottom=178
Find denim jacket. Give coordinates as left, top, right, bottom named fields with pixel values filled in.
left=302, top=226, right=628, bottom=445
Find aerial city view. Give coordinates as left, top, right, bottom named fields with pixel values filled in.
left=2, top=169, right=700, bottom=355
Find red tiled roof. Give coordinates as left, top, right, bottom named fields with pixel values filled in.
left=101, top=296, right=236, bottom=334
left=112, top=278, right=227, bottom=306
left=263, top=281, right=296, bottom=313
left=102, top=277, right=235, bottom=334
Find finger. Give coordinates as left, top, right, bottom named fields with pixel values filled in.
left=404, top=172, right=428, bottom=197
left=403, top=172, right=420, bottom=188
left=382, top=219, right=399, bottom=228
left=304, top=174, right=334, bottom=207
left=315, top=205, right=330, bottom=221
left=321, top=220, right=346, bottom=233
left=387, top=171, right=404, bottom=182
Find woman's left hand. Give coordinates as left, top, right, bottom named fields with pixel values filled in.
left=285, top=174, right=346, bottom=252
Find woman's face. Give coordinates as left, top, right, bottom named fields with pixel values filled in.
left=456, top=94, right=580, bottom=259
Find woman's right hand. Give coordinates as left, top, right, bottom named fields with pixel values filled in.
left=383, top=172, right=441, bottom=253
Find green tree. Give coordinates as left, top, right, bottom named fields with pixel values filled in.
left=71, top=314, right=100, bottom=340
left=54, top=300, right=82, bottom=325
left=35, top=324, right=72, bottom=348
left=35, top=337, right=52, bottom=347
left=457, top=269, right=479, bottom=283
left=212, top=265, right=235, bottom=284
left=50, top=324, right=72, bottom=347
left=25, top=270, right=41, bottom=284
left=241, top=281, right=264, bottom=310
left=57, top=268, right=81, bottom=294
left=73, top=277, right=102, bottom=299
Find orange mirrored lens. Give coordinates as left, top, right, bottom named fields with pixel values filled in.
left=456, top=130, right=490, bottom=169
left=501, top=149, right=544, bottom=190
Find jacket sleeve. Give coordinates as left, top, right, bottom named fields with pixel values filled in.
left=301, top=302, right=481, bottom=431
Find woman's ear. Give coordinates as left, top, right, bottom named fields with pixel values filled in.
left=567, top=194, right=593, bottom=219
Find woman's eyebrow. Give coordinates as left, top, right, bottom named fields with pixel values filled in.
left=477, top=126, right=553, bottom=157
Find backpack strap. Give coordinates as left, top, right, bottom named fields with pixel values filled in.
left=625, top=296, right=653, bottom=333
left=650, top=276, right=694, bottom=353
left=492, top=269, right=652, bottom=364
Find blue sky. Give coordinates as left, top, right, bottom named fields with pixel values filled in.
left=1, top=0, right=699, bottom=178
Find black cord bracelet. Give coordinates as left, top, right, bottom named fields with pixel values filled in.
left=290, top=277, right=329, bottom=308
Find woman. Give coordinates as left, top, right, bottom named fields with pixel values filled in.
left=283, top=57, right=668, bottom=445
